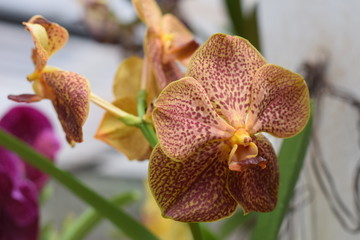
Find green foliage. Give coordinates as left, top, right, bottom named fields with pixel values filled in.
left=251, top=114, right=312, bottom=240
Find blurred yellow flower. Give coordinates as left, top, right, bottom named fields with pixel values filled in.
left=95, top=57, right=159, bottom=160
left=142, top=183, right=192, bottom=240
left=133, top=0, right=199, bottom=89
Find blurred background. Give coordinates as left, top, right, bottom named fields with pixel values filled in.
left=1, top=0, right=360, bottom=239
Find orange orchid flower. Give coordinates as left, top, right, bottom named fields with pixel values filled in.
left=8, top=16, right=90, bottom=145
left=133, top=0, right=199, bottom=89
left=95, top=57, right=159, bottom=160
left=149, top=34, right=310, bottom=222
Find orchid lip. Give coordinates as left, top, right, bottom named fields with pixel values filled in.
left=227, top=128, right=263, bottom=172
left=229, top=156, right=267, bottom=172
left=229, top=128, right=252, bottom=147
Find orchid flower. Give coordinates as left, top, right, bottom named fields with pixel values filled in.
left=149, top=34, right=310, bottom=222
left=95, top=57, right=159, bottom=160
left=133, top=0, right=199, bottom=89
left=0, top=106, right=60, bottom=240
left=8, top=16, right=90, bottom=145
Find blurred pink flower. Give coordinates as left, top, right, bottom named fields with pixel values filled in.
left=0, top=106, right=60, bottom=240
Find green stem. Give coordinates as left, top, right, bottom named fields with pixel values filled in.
left=61, top=192, right=140, bottom=240
left=0, top=130, right=158, bottom=240
left=251, top=112, right=313, bottom=240
left=189, top=223, right=203, bottom=240
left=137, top=89, right=148, bottom=117
left=138, top=123, right=158, bottom=148
left=90, top=92, right=141, bottom=126
left=137, top=89, right=158, bottom=148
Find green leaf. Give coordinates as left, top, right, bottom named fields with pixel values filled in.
left=199, top=223, right=220, bottom=240
left=251, top=113, right=313, bottom=240
left=40, top=223, right=58, bottom=240
left=224, top=0, right=260, bottom=50
left=188, top=223, right=203, bottom=240
left=224, top=0, right=245, bottom=37
left=0, top=129, right=158, bottom=240
left=61, top=192, right=140, bottom=240
left=219, top=211, right=257, bottom=238
left=39, top=184, right=54, bottom=205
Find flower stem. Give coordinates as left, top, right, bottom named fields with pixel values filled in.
left=0, top=129, right=158, bottom=240
left=137, top=89, right=158, bottom=148
left=189, top=223, right=203, bottom=240
left=90, top=92, right=141, bottom=126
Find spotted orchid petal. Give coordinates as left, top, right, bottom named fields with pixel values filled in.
left=41, top=71, right=90, bottom=145
left=246, top=64, right=310, bottom=137
left=24, top=15, right=68, bottom=74
left=161, top=14, right=199, bottom=66
left=146, top=30, right=184, bottom=89
left=95, top=97, right=152, bottom=160
left=7, top=94, right=42, bottom=103
left=149, top=142, right=237, bottom=222
left=186, top=33, right=266, bottom=128
left=153, top=77, right=234, bottom=160
left=142, top=182, right=192, bottom=240
left=227, top=133, right=279, bottom=213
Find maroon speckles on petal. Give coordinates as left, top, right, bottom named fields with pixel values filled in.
left=149, top=143, right=237, bottom=222
left=24, top=15, right=69, bottom=73
left=186, top=33, right=266, bottom=128
left=246, top=64, right=310, bottom=138
left=8, top=94, right=42, bottom=103
left=27, top=15, right=69, bottom=57
left=153, top=77, right=234, bottom=160
left=146, top=31, right=183, bottom=89
left=227, top=134, right=279, bottom=213
left=42, top=71, right=90, bottom=144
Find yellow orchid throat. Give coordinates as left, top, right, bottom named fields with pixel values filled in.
left=149, top=33, right=310, bottom=222
left=161, top=33, right=175, bottom=50
left=228, top=128, right=260, bottom=172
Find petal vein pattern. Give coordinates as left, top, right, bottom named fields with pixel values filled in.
left=153, top=77, right=234, bottom=160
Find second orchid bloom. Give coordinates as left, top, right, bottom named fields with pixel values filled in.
left=149, top=33, right=310, bottom=222
left=9, top=16, right=90, bottom=146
